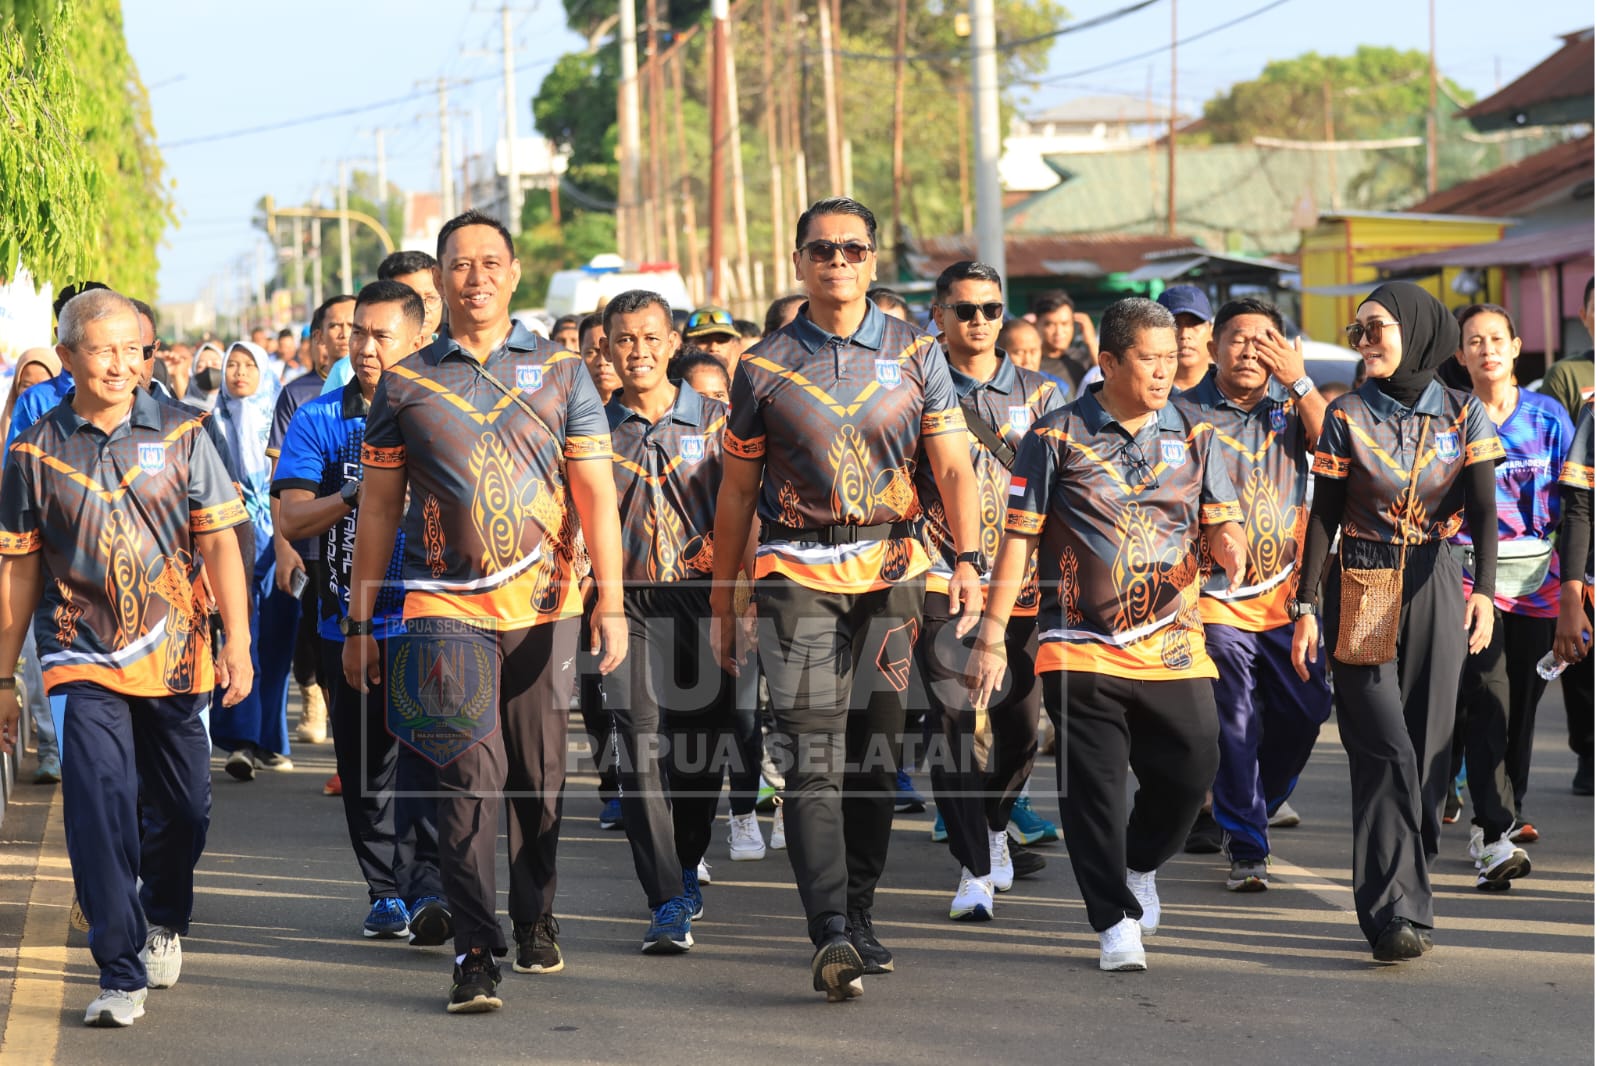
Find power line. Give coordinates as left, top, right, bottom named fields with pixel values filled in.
left=1033, top=0, right=1294, bottom=86
left=159, top=55, right=560, bottom=150
left=826, top=0, right=1161, bottom=64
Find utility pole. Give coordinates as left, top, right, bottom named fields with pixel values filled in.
left=369, top=128, right=388, bottom=208
left=437, top=79, right=456, bottom=218
left=762, top=0, right=785, bottom=298
left=726, top=14, right=752, bottom=304
left=817, top=1, right=842, bottom=195
left=670, top=47, right=703, bottom=303
left=889, top=0, right=908, bottom=271
left=646, top=0, right=674, bottom=267
left=709, top=0, right=729, bottom=302
left=1426, top=0, right=1438, bottom=194
left=970, top=0, right=1005, bottom=281
left=338, top=161, right=354, bottom=295
left=1166, top=0, right=1178, bottom=236
left=502, top=3, right=523, bottom=233
left=310, top=194, right=324, bottom=310
left=618, top=0, right=642, bottom=262
left=292, top=216, right=306, bottom=317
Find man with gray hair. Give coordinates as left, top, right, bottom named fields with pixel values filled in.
left=0, top=288, right=255, bottom=1027
left=968, top=296, right=1248, bottom=973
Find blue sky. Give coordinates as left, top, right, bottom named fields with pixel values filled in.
left=126, top=0, right=1592, bottom=305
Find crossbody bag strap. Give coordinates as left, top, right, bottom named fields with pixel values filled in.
left=463, top=354, right=561, bottom=446
left=1396, top=415, right=1431, bottom=574
left=961, top=404, right=1016, bottom=470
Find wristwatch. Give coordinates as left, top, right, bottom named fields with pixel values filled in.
left=340, top=617, right=374, bottom=637
left=1289, top=376, right=1315, bottom=399
left=339, top=479, right=361, bottom=509
left=0, top=677, right=15, bottom=691
left=955, top=551, right=986, bottom=571
left=1287, top=601, right=1317, bottom=621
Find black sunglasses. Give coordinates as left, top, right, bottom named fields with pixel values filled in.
left=799, top=239, right=873, bottom=264
left=1344, top=319, right=1399, bottom=349
left=142, top=343, right=160, bottom=360
left=938, top=301, right=1004, bottom=323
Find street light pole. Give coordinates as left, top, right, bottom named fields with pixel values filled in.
left=970, top=0, right=1006, bottom=284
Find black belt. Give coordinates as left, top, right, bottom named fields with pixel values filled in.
left=759, top=520, right=918, bottom=546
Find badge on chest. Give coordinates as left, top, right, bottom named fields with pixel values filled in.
left=515, top=364, right=544, bottom=393
left=1269, top=405, right=1288, bottom=433
left=1159, top=439, right=1187, bottom=468
left=1008, top=405, right=1031, bottom=432
left=874, top=359, right=903, bottom=389
left=678, top=435, right=706, bottom=463
left=1434, top=430, right=1461, bottom=462
left=138, top=442, right=167, bottom=475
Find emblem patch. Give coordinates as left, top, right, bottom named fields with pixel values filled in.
left=1160, top=439, right=1187, bottom=467
left=1008, top=405, right=1031, bottom=432
left=137, top=442, right=167, bottom=475
left=875, top=359, right=903, bottom=389
left=515, top=364, right=544, bottom=393
left=679, top=435, right=706, bottom=463
left=1269, top=405, right=1288, bottom=433
left=1434, top=430, right=1461, bottom=461
left=387, top=619, right=499, bottom=767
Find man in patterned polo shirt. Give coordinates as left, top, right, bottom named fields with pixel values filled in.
left=273, top=280, right=446, bottom=944
left=1174, top=298, right=1332, bottom=893
left=970, top=296, right=1247, bottom=974
left=711, top=197, right=983, bottom=1002
left=0, top=288, right=254, bottom=1027
left=914, top=260, right=1066, bottom=923
left=599, top=289, right=737, bottom=954
left=344, top=210, right=626, bottom=1015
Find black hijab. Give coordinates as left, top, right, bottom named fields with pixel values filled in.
left=1363, top=281, right=1460, bottom=409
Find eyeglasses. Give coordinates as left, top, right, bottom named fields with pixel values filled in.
left=142, top=344, right=159, bottom=360
left=1344, top=319, right=1400, bottom=349
left=798, top=239, right=874, bottom=265
left=937, top=301, right=1005, bottom=323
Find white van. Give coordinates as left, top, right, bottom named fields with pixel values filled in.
left=544, top=255, right=693, bottom=318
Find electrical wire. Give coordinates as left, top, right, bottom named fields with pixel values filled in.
left=1032, top=0, right=1294, bottom=86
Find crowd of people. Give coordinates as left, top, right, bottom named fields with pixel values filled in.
left=0, top=196, right=1591, bottom=1026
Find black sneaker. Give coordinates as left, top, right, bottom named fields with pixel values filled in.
left=1371, top=917, right=1425, bottom=963
left=1573, top=754, right=1594, bottom=797
left=846, top=908, right=893, bottom=974
left=810, top=934, right=864, bottom=1003
left=1007, top=837, right=1047, bottom=878
left=446, top=948, right=502, bottom=1014
left=1183, top=809, right=1223, bottom=854
left=513, top=914, right=564, bottom=974
left=408, top=896, right=454, bottom=947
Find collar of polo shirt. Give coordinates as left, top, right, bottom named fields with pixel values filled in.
left=946, top=347, right=1021, bottom=395
left=427, top=320, right=543, bottom=365
left=789, top=299, right=889, bottom=355
left=53, top=384, right=163, bottom=436
left=605, top=380, right=706, bottom=430
left=1076, top=381, right=1185, bottom=436
left=1358, top=376, right=1447, bottom=419
left=1188, top=364, right=1292, bottom=412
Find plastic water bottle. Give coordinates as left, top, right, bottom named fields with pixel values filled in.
left=1537, top=651, right=1568, bottom=681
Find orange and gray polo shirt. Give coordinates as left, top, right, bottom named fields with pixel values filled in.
left=362, top=322, right=612, bottom=630
left=1004, top=385, right=1243, bottom=680
left=914, top=347, right=1064, bottom=615
left=0, top=387, right=247, bottom=695
left=723, top=301, right=964, bottom=594
left=607, top=383, right=726, bottom=586
left=1175, top=368, right=1310, bottom=632
left=1311, top=379, right=1504, bottom=546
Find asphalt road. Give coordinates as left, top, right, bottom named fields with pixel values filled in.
left=3, top=688, right=1593, bottom=1065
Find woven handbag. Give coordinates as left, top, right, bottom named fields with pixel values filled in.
left=1334, top=418, right=1430, bottom=666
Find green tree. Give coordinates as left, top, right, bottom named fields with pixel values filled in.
left=0, top=0, right=171, bottom=296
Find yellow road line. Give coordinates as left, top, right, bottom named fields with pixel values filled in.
left=0, top=786, right=69, bottom=1062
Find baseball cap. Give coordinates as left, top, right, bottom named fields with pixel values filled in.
left=685, top=307, right=739, bottom=339
left=1157, top=285, right=1213, bottom=322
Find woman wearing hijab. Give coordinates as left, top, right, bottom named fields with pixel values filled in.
left=1290, top=282, right=1502, bottom=962
left=208, top=341, right=296, bottom=778
left=186, top=342, right=226, bottom=410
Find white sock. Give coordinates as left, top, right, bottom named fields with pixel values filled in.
left=455, top=953, right=466, bottom=965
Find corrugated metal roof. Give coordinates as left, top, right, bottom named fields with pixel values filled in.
left=1408, top=134, right=1594, bottom=217
left=1370, top=220, right=1593, bottom=272
left=1459, top=29, right=1595, bottom=131
left=906, top=233, right=1199, bottom=280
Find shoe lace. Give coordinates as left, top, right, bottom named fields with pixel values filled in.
left=535, top=914, right=560, bottom=944
left=847, top=908, right=874, bottom=938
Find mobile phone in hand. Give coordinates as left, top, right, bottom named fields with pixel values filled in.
left=289, top=567, right=310, bottom=598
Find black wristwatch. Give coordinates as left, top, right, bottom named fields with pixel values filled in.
left=0, top=677, right=15, bottom=691
left=339, top=479, right=361, bottom=509
left=1287, top=601, right=1317, bottom=621
left=955, top=551, right=986, bottom=571
left=340, top=616, right=374, bottom=637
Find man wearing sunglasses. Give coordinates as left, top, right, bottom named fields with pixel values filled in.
left=684, top=306, right=744, bottom=377
left=916, top=261, right=1066, bottom=924
left=711, top=197, right=982, bottom=1002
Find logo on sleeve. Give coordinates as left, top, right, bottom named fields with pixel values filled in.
left=1160, top=439, right=1188, bottom=467
left=1008, top=405, right=1031, bottom=432
left=515, top=364, right=544, bottom=393
left=1434, top=430, right=1461, bottom=462
left=874, top=359, right=903, bottom=389
left=679, top=435, right=706, bottom=463
left=137, top=442, right=167, bottom=475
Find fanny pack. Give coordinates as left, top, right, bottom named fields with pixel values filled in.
left=1459, top=534, right=1556, bottom=601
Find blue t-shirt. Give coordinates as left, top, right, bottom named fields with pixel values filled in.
left=6, top=373, right=75, bottom=453
left=269, top=381, right=407, bottom=642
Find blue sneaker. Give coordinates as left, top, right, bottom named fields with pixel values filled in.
left=930, top=810, right=948, bottom=842
left=681, top=867, right=704, bottom=921
left=599, top=797, right=624, bottom=830
left=363, top=896, right=410, bottom=939
left=1006, top=795, right=1059, bottom=845
left=642, top=897, right=694, bottom=954
left=894, top=769, right=926, bottom=813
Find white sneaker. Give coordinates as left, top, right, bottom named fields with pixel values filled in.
left=1126, top=868, right=1160, bottom=935
left=1467, top=825, right=1486, bottom=862
left=140, top=926, right=182, bottom=988
left=1268, top=801, right=1301, bottom=828
left=728, top=811, right=767, bottom=861
left=1098, top=917, right=1147, bottom=972
left=949, top=868, right=995, bottom=921
left=987, top=828, right=1015, bottom=893
left=84, top=987, right=147, bottom=1027
left=770, top=802, right=787, bottom=850
left=696, top=859, right=712, bottom=885
left=1473, top=831, right=1532, bottom=891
